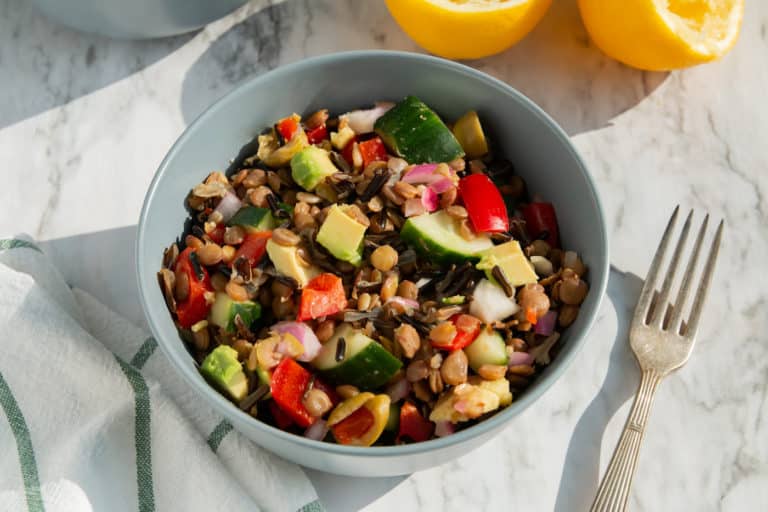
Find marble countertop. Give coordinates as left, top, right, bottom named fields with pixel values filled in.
left=2, top=0, right=766, bottom=510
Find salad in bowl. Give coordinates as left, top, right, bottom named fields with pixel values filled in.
left=157, top=96, right=589, bottom=447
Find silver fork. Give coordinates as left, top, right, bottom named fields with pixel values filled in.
left=591, top=206, right=724, bottom=512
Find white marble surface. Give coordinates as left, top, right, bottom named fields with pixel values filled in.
left=2, top=0, right=767, bottom=510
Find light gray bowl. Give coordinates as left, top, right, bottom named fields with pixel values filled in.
left=30, top=0, right=248, bottom=39
left=137, top=51, right=609, bottom=476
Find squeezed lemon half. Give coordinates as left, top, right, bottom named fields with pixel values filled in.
left=385, top=0, right=553, bottom=60
left=578, top=0, right=744, bottom=70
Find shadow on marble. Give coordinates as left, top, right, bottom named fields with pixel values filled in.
left=0, top=0, right=192, bottom=129
left=553, top=267, right=644, bottom=512
left=38, top=225, right=147, bottom=329
left=179, top=0, right=668, bottom=135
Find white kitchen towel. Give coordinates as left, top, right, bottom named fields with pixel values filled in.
left=0, top=238, right=323, bottom=512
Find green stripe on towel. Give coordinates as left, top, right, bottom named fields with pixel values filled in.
left=115, top=357, right=156, bottom=512
left=0, top=239, right=42, bottom=253
left=206, top=420, right=234, bottom=452
left=131, top=337, right=158, bottom=370
left=298, top=499, right=326, bottom=512
left=0, top=371, right=45, bottom=512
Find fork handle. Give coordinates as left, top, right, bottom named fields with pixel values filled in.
left=591, top=370, right=663, bottom=512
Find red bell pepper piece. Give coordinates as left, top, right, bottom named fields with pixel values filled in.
left=430, top=314, right=481, bottom=351
left=269, top=401, right=294, bottom=430
left=277, top=117, right=299, bottom=141
left=174, top=248, right=213, bottom=328
left=357, top=136, right=388, bottom=168
left=270, top=358, right=315, bottom=428
left=458, top=174, right=509, bottom=233
left=296, top=273, right=347, bottom=321
left=341, top=136, right=358, bottom=166
left=208, top=223, right=225, bottom=245
left=521, top=202, right=560, bottom=247
left=306, top=124, right=328, bottom=145
left=233, top=231, right=272, bottom=267
left=397, top=401, right=434, bottom=443
left=331, top=406, right=375, bottom=445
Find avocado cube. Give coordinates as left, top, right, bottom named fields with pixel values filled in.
left=476, top=241, right=538, bottom=287
left=209, top=292, right=261, bottom=333
left=265, top=239, right=321, bottom=287
left=316, top=205, right=367, bottom=266
left=200, top=345, right=248, bottom=401
left=227, top=206, right=276, bottom=232
left=291, top=146, right=339, bottom=191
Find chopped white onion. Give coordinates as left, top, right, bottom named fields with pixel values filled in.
left=469, top=279, right=520, bottom=323
left=340, top=102, right=394, bottom=133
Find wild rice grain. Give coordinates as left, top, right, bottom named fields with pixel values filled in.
left=335, top=337, right=347, bottom=362
left=491, top=265, right=515, bottom=297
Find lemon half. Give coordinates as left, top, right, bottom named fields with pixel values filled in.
left=578, top=0, right=744, bottom=71
left=385, top=0, right=553, bottom=60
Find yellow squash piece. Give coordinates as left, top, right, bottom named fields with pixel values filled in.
left=328, top=393, right=391, bottom=446
left=578, top=0, right=744, bottom=70
left=327, top=392, right=375, bottom=426
left=385, top=0, right=552, bottom=60
left=452, top=110, right=488, bottom=159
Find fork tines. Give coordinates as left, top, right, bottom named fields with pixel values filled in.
left=633, top=206, right=724, bottom=339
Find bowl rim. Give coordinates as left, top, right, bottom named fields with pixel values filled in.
left=137, top=49, right=609, bottom=457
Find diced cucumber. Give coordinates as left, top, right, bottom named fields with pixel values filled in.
left=464, top=328, right=508, bottom=371
left=400, top=211, right=493, bottom=264
left=209, top=292, right=261, bottom=333
left=440, top=295, right=466, bottom=305
left=312, top=324, right=402, bottom=390
left=227, top=206, right=276, bottom=232
left=374, top=96, right=465, bottom=164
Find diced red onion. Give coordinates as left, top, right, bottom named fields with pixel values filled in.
left=340, top=102, right=394, bottom=133
left=421, top=187, right=438, bottom=212
left=428, top=177, right=455, bottom=194
left=272, top=322, right=322, bottom=362
left=303, top=419, right=328, bottom=441
left=404, top=197, right=427, bottom=217
left=534, top=310, right=558, bottom=336
left=385, top=296, right=420, bottom=311
left=213, top=192, right=242, bottom=223
left=385, top=378, right=411, bottom=402
left=401, top=164, right=440, bottom=184
left=508, top=351, right=535, bottom=367
left=434, top=420, right=455, bottom=437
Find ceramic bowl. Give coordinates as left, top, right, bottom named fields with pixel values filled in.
left=137, top=51, right=609, bottom=476
left=30, top=0, right=248, bottom=39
